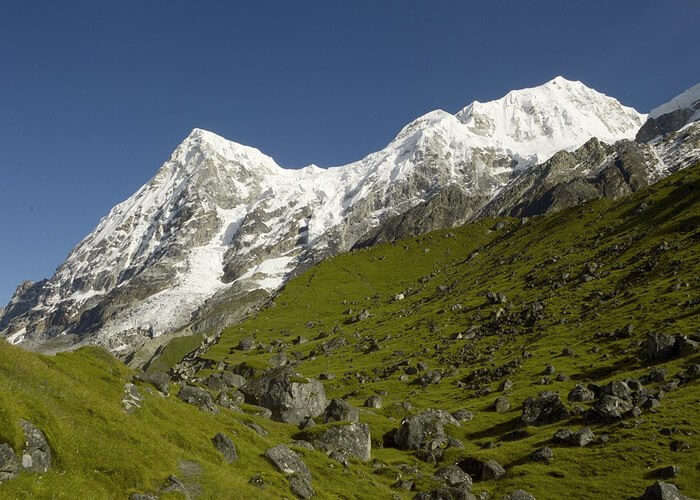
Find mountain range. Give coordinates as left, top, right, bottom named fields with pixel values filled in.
left=2, top=77, right=699, bottom=360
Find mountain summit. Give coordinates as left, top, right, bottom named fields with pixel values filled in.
left=1, top=77, right=695, bottom=355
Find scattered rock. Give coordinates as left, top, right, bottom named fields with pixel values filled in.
left=435, top=464, right=472, bottom=488
left=640, top=481, right=695, bottom=500
left=589, top=395, right=633, bottom=422
left=503, top=491, right=536, bottom=500
left=178, top=385, right=218, bottom=414
left=552, top=428, right=595, bottom=447
left=494, top=397, right=510, bottom=413
left=364, top=395, right=383, bottom=409
left=289, top=473, right=315, bottom=499
left=307, top=423, right=371, bottom=462
left=211, top=433, right=238, bottom=463
left=394, top=410, right=459, bottom=450
left=241, top=367, right=327, bottom=424
left=265, top=445, right=311, bottom=480
left=568, top=384, right=596, bottom=402
left=521, top=392, right=569, bottom=426
left=458, top=457, right=506, bottom=481
left=323, top=399, right=359, bottom=423
left=122, top=383, right=143, bottom=413
left=530, top=446, right=553, bottom=463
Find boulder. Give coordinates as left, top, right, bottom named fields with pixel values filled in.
left=212, top=433, right=238, bottom=463
left=364, top=395, right=383, bottom=409
left=0, top=443, right=19, bottom=482
left=567, top=384, right=596, bottom=402
left=178, top=385, right=218, bottom=414
left=521, top=392, right=569, bottom=426
left=504, top=491, right=536, bottom=500
left=122, top=383, right=143, bottom=413
left=552, top=428, right=595, bottom=447
left=139, top=371, right=170, bottom=395
left=458, top=457, right=506, bottom=481
left=644, top=333, right=677, bottom=361
left=640, top=481, right=695, bottom=500
left=222, top=372, right=247, bottom=388
left=20, top=421, right=52, bottom=473
left=395, top=410, right=460, bottom=450
left=308, top=423, right=371, bottom=462
left=289, top=473, right=315, bottom=499
left=590, top=395, right=633, bottom=421
left=494, top=397, right=510, bottom=413
left=435, top=464, right=472, bottom=488
left=323, top=399, right=359, bottom=423
left=265, top=444, right=311, bottom=480
left=530, top=447, right=553, bottom=462
left=414, top=488, right=477, bottom=500
left=241, top=367, right=327, bottom=425
left=129, top=494, right=158, bottom=500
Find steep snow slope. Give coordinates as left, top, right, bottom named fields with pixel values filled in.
left=0, top=77, right=648, bottom=353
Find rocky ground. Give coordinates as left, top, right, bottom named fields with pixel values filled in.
left=0, top=162, right=698, bottom=499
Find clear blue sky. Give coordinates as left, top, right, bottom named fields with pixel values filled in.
left=1, top=1, right=698, bottom=305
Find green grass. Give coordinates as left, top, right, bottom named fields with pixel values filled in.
left=1, top=163, right=699, bottom=499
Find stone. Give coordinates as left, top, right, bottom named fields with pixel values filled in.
left=458, top=457, right=505, bottom=481
left=590, top=395, right=633, bottom=421
left=435, top=464, right=472, bottom=488
left=503, top=491, right=536, bottom=500
left=552, top=428, right=594, bottom=447
left=206, top=374, right=226, bottom=392
left=265, top=445, right=311, bottom=480
left=238, top=337, right=256, bottom=351
left=452, top=409, right=474, bottom=422
left=245, top=422, right=269, bottom=436
left=212, top=433, right=238, bottom=463
left=394, top=410, right=459, bottom=450
left=530, top=446, right=553, bottom=462
left=241, top=367, right=327, bottom=425
left=289, top=473, right=315, bottom=499
left=139, top=371, right=170, bottom=395
left=323, top=399, right=359, bottom=423
left=601, top=380, right=633, bottom=400
left=644, top=333, right=677, bottom=361
left=640, top=481, right=695, bottom=500
left=222, top=372, right=247, bottom=388
left=308, top=423, right=371, bottom=462
left=653, top=466, right=680, bottom=479
left=20, top=421, right=52, bottom=473
left=568, top=384, right=595, bottom=402
left=494, top=397, right=510, bottom=413
left=178, top=385, right=219, bottom=414
left=364, top=395, right=383, bottom=409
left=0, top=443, right=19, bottom=482
left=122, top=383, right=143, bottom=413
left=521, top=392, right=569, bottom=426
left=129, top=494, right=158, bottom=500
left=414, top=488, right=477, bottom=500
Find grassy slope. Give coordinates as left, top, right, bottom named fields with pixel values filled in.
left=1, top=163, right=699, bottom=499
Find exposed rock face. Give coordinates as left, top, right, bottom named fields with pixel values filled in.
left=636, top=83, right=700, bottom=142
left=521, top=392, right=569, bottom=426
left=240, top=367, right=327, bottom=424
left=1, top=77, right=654, bottom=355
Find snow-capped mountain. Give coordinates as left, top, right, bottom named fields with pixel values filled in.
left=1, top=76, right=681, bottom=355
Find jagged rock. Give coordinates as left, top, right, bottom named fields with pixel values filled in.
left=139, top=371, right=170, bottom=395
left=504, top=491, right=536, bottom=500
left=289, top=473, right=315, bottom=499
left=530, top=447, right=553, bottom=462
left=178, top=385, right=218, bottom=413
left=452, top=409, right=474, bottom=422
left=237, top=337, right=256, bottom=351
left=644, top=333, right=678, bottom=361
left=307, top=423, right=371, bottom=462
left=601, top=380, right=632, bottom=400
left=640, top=481, right=695, bottom=500
left=122, top=383, right=143, bottom=413
left=129, top=494, right=158, bottom=500
left=552, top=428, right=595, bottom=447
left=0, top=443, right=19, bottom=482
left=212, top=433, right=238, bottom=463
left=19, top=421, right=52, bottom=474
left=458, top=457, right=505, bottom=481
left=394, top=410, right=459, bottom=450
left=241, top=367, right=327, bottom=424
left=265, top=445, right=311, bottom=480
left=206, top=374, right=226, bottom=392
left=364, top=395, right=383, bottom=409
left=589, top=395, right=633, bottom=422
left=323, top=399, right=359, bottom=423
left=217, top=389, right=244, bottom=409
left=568, top=384, right=596, bottom=402
left=521, top=392, right=569, bottom=426
left=435, top=464, right=472, bottom=488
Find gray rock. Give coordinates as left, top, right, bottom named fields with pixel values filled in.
left=222, top=372, right=247, bottom=388
left=591, top=395, right=633, bottom=421
left=640, top=481, right=695, bottom=500
left=309, top=423, right=371, bottom=462
left=552, top=427, right=595, bottom=447
left=503, top=490, right=536, bottom=500
left=212, top=433, right=238, bottom=463
left=289, top=473, right=315, bottom=499
left=458, top=457, right=505, bottom=481
left=138, top=371, right=170, bottom=395
left=530, top=446, right=553, bottom=462
left=645, top=333, right=678, bottom=361
left=435, top=464, right=472, bottom=488
left=414, top=487, right=477, bottom=500
left=238, top=337, right=256, bottom=351
left=395, top=409, right=460, bottom=450
left=0, top=443, right=19, bottom=482
left=323, top=399, right=359, bottom=423
left=178, top=385, right=218, bottom=413
left=521, top=392, right=569, bottom=426
left=494, top=396, right=510, bottom=413
left=129, top=494, right=158, bottom=500
left=122, top=383, right=143, bottom=413
left=241, top=367, right=327, bottom=424
left=265, top=445, right=311, bottom=481
left=452, top=409, right=474, bottom=422
left=20, top=421, right=52, bottom=473
left=567, top=384, right=595, bottom=402
left=364, top=395, right=383, bottom=409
